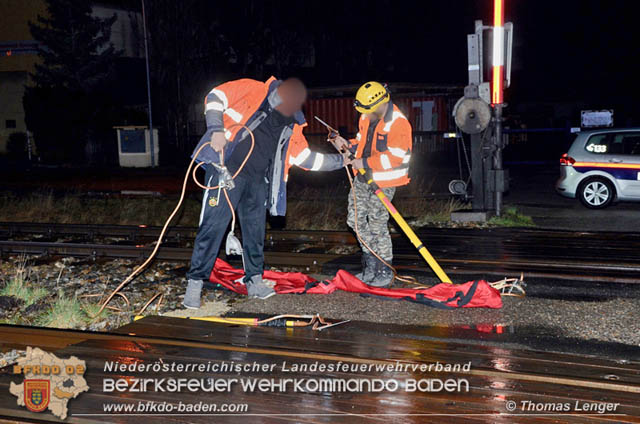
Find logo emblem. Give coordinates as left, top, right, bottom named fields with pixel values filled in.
left=24, top=380, right=50, bottom=412
left=209, top=197, right=218, bottom=207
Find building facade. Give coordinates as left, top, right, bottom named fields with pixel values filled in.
left=0, top=0, right=142, bottom=154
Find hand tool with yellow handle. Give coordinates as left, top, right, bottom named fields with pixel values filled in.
left=134, top=315, right=305, bottom=327
left=356, top=167, right=452, bottom=283
left=134, top=314, right=351, bottom=330
left=315, top=115, right=452, bottom=284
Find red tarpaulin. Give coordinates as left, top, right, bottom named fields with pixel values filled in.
left=209, top=259, right=502, bottom=309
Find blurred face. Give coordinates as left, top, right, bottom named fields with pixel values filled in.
left=365, top=102, right=388, bottom=121
left=275, top=78, right=307, bottom=117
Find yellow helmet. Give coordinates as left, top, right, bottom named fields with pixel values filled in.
left=354, top=81, right=390, bottom=114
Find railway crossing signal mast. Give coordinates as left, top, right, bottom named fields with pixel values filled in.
left=452, top=0, right=513, bottom=218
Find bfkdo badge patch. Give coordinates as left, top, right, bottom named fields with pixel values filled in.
left=24, top=379, right=50, bottom=413
left=10, top=347, right=89, bottom=420
left=209, top=197, right=218, bottom=207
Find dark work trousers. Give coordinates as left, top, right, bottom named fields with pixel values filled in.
left=186, top=163, right=267, bottom=282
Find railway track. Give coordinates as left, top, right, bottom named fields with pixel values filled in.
left=2, top=222, right=640, bottom=282
left=1, top=317, right=639, bottom=423
left=0, top=221, right=354, bottom=244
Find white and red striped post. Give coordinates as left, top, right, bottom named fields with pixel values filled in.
left=492, top=0, right=505, bottom=215
left=492, top=0, right=505, bottom=105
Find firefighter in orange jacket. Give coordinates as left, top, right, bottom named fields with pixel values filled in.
left=184, top=77, right=344, bottom=308
left=334, top=82, right=412, bottom=287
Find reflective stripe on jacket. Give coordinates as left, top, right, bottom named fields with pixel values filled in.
left=192, top=76, right=343, bottom=216
left=349, top=103, right=412, bottom=188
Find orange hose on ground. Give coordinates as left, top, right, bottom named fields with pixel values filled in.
left=95, top=125, right=254, bottom=317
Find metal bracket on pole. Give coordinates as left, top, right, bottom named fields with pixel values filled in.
left=467, top=34, right=481, bottom=85
left=504, top=22, right=514, bottom=88
left=451, top=8, right=513, bottom=221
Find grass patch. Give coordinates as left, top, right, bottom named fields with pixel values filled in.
left=0, top=259, right=111, bottom=329
left=0, top=191, right=202, bottom=226
left=0, top=177, right=454, bottom=230
left=488, top=207, right=535, bottom=227
left=82, top=301, right=111, bottom=321
left=0, top=316, right=22, bottom=325
left=0, top=279, right=47, bottom=307
left=0, top=182, right=531, bottom=231
left=35, top=290, right=108, bottom=329
left=399, top=197, right=470, bottom=227
left=35, top=290, right=86, bottom=328
left=284, top=195, right=472, bottom=231
left=285, top=185, right=348, bottom=230
left=283, top=176, right=470, bottom=230
left=0, top=259, right=47, bottom=306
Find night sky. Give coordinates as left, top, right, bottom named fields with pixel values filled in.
left=60, top=1, right=640, bottom=109
left=307, top=0, right=639, bottom=106
left=506, top=0, right=638, bottom=105
left=6, top=0, right=639, bottom=160
left=172, top=1, right=638, bottom=107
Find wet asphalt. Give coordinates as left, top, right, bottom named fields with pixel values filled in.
left=227, top=165, right=640, bottom=359
left=501, top=164, right=640, bottom=231
left=225, top=275, right=640, bottom=360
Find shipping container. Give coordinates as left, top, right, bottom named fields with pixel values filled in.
left=304, top=95, right=451, bottom=135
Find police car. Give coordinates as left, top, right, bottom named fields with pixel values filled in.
left=556, top=128, right=640, bottom=209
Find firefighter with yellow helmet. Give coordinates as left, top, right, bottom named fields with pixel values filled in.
left=334, top=81, right=413, bottom=287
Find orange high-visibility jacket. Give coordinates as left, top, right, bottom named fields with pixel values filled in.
left=349, top=103, right=412, bottom=188
left=192, top=76, right=343, bottom=216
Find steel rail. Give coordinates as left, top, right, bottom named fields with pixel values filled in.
left=1, top=239, right=640, bottom=283
left=1, top=324, right=640, bottom=395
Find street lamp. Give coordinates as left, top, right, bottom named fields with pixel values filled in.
left=141, top=0, right=155, bottom=167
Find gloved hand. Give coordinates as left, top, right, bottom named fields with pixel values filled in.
left=211, top=132, right=227, bottom=152
left=351, top=158, right=364, bottom=169
left=333, top=135, right=350, bottom=151
left=341, top=150, right=354, bottom=166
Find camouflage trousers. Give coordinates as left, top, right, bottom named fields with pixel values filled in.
left=347, top=178, right=396, bottom=262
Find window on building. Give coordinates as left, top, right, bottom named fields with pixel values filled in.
left=5, top=120, right=16, bottom=129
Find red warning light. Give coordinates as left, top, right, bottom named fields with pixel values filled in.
left=492, top=0, right=504, bottom=105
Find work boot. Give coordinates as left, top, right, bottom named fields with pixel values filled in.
left=368, top=260, right=394, bottom=288
left=355, top=253, right=377, bottom=283
left=246, top=274, right=276, bottom=299
left=183, top=279, right=203, bottom=309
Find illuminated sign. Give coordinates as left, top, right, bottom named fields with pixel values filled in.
left=581, top=110, right=614, bottom=128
